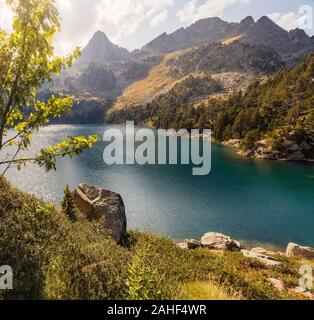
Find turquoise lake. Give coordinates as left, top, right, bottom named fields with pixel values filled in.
left=6, top=125, right=314, bottom=249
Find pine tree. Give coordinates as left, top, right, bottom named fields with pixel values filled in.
left=61, top=185, right=77, bottom=222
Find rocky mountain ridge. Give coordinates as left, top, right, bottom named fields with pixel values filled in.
left=44, top=15, right=314, bottom=123
left=141, top=16, right=314, bottom=63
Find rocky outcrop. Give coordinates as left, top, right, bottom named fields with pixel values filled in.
left=177, top=239, right=201, bottom=250
left=201, top=232, right=241, bottom=251
left=177, top=233, right=241, bottom=251
left=223, top=139, right=241, bottom=149
left=228, top=133, right=314, bottom=162
left=78, top=63, right=116, bottom=92
left=241, top=249, right=281, bottom=266
left=74, top=184, right=127, bottom=244
left=286, top=243, right=314, bottom=260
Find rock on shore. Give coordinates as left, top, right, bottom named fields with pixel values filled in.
left=201, top=232, right=241, bottom=251
left=223, top=132, right=314, bottom=162
left=177, top=232, right=314, bottom=261
left=177, top=232, right=241, bottom=251
left=74, top=184, right=127, bottom=244
left=286, top=243, right=314, bottom=260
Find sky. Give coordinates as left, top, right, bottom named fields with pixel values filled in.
left=0, top=0, right=314, bottom=55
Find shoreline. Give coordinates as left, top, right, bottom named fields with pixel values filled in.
left=175, top=236, right=287, bottom=253
left=161, top=129, right=314, bottom=164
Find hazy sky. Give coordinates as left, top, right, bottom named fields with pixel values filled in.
left=0, top=0, right=314, bottom=55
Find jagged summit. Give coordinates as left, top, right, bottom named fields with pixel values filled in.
left=192, top=16, right=224, bottom=26
left=79, top=31, right=130, bottom=63
left=254, top=16, right=286, bottom=32
left=142, top=16, right=231, bottom=53
left=240, top=16, right=255, bottom=25
left=257, top=15, right=276, bottom=24
left=140, top=14, right=314, bottom=61
left=289, top=28, right=309, bottom=41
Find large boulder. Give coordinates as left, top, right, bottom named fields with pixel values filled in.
left=74, top=184, right=127, bottom=244
left=286, top=243, right=314, bottom=260
left=201, top=232, right=241, bottom=251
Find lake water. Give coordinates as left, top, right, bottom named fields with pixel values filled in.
left=5, top=125, right=314, bottom=249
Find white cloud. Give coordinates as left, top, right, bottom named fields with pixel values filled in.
left=0, top=0, right=174, bottom=55
left=149, top=10, right=168, bottom=28
left=0, top=1, right=13, bottom=32
left=268, top=5, right=313, bottom=31
left=268, top=12, right=301, bottom=31
left=177, top=0, right=251, bottom=25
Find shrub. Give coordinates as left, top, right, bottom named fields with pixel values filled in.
left=178, top=281, right=241, bottom=300
left=61, top=185, right=77, bottom=222
left=0, top=178, right=129, bottom=300
left=126, top=244, right=161, bottom=300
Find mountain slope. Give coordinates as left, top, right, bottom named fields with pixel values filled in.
left=109, top=54, right=314, bottom=161
left=111, top=40, right=285, bottom=111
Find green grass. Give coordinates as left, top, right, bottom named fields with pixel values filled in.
left=178, top=281, right=241, bottom=300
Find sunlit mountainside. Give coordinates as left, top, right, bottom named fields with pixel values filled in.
left=40, top=15, right=314, bottom=124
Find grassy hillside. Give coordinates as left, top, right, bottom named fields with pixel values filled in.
left=1, top=178, right=314, bottom=300
left=112, top=51, right=184, bottom=111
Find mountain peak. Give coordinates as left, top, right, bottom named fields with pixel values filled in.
left=256, top=16, right=283, bottom=30
left=289, top=28, right=308, bottom=40
left=257, top=16, right=273, bottom=23
left=248, top=15, right=287, bottom=36
left=92, top=30, right=109, bottom=41
left=80, top=31, right=130, bottom=63
left=240, top=16, right=255, bottom=25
